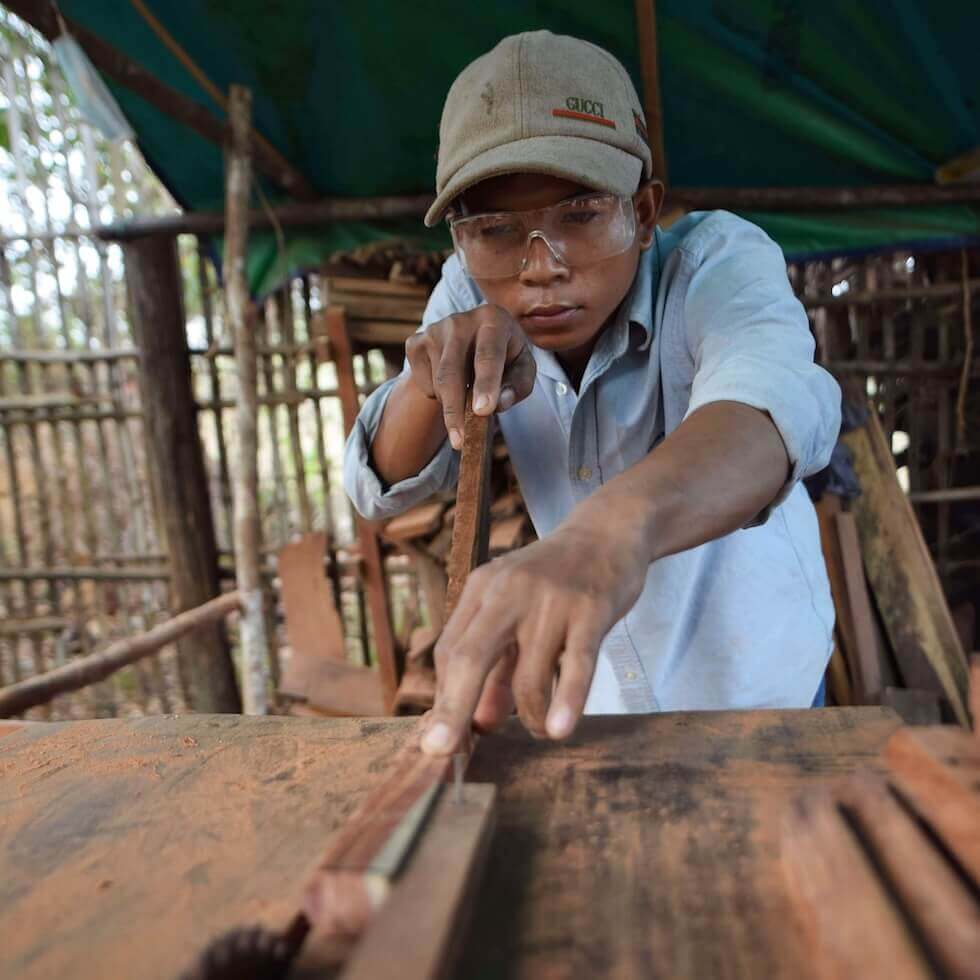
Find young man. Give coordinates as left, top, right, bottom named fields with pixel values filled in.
left=343, top=31, right=840, bottom=756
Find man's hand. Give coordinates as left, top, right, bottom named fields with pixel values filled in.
left=405, top=305, right=536, bottom=449
left=420, top=522, right=649, bottom=756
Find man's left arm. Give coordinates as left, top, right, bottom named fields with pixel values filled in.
left=421, top=221, right=840, bottom=755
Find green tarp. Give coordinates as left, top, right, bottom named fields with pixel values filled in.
left=57, top=0, right=980, bottom=288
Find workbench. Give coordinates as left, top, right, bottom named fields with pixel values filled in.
left=0, top=707, right=901, bottom=979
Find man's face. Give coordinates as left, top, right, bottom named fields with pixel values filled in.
left=460, top=173, right=662, bottom=357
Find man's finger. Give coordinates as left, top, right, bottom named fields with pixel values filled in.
left=499, top=343, right=536, bottom=410
left=471, top=322, right=508, bottom=416
left=545, top=620, right=604, bottom=739
left=434, top=331, right=467, bottom=450
left=472, top=644, right=517, bottom=733
left=423, top=598, right=518, bottom=756
left=405, top=334, right=436, bottom=398
left=511, top=603, right=566, bottom=737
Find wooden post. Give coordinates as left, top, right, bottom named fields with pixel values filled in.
left=226, top=85, right=270, bottom=715
left=323, top=306, right=401, bottom=708
left=634, top=0, right=668, bottom=184
left=125, top=234, right=241, bottom=712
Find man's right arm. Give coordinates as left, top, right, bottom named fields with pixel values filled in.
left=342, top=258, right=534, bottom=521
left=368, top=373, right=447, bottom=485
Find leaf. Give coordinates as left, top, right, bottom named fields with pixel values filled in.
left=0, top=116, right=8, bottom=152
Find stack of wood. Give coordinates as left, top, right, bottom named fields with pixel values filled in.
left=815, top=403, right=971, bottom=726
left=381, top=438, right=533, bottom=714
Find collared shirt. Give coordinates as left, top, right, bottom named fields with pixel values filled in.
left=343, top=210, right=840, bottom=711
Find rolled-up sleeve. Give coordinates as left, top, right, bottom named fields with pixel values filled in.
left=682, top=214, right=841, bottom=519
left=342, top=255, right=478, bottom=521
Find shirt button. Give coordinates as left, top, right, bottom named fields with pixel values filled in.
left=625, top=671, right=637, bottom=681
left=577, top=465, right=592, bottom=481
left=556, top=382, right=568, bottom=395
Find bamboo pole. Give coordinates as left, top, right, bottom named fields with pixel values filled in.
left=91, top=185, right=980, bottom=242
left=196, top=240, right=235, bottom=550
left=257, top=299, right=291, bottom=545
left=1, top=348, right=140, bottom=363
left=956, top=249, right=974, bottom=452
left=226, top=85, right=270, bottom=715
left=0, top=591, right=242, bottom=717
left=279, top=285, right=314, bottom=531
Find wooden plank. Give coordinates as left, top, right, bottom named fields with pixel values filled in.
left=488, top=513, right=527, bottom=554
left=346, top=320, right=418, bottom=349
left=295, top=731, right=460, bottom=967
left=842, top=408, right=970, bottom=725
left=971, top=653, right=980, bottom=734
left=834, top=512, right=884, bottom=702
left=444, top=401, right=493, bottom=618
left=836, top=776, right=980, bottom=980
left=324, top=305, right=400, bottom=708
left=277, top=532, right=346, bottom=663
left=815, top=496, right=858, bottom=686
left=280, top=655, right=384, bottom=717
left=326, top=277, right=429, bottom=299
left=881, top=687, right=943, bottom=726
left=884, top=727, right=980, bottom=884
left=339, top=785, right=497, bottom=980
left=781, top=787, right=932, bottom=980
left=398, top=543, right=448, bottom=634
left=382, top=501, right=446, bottom=543
left=459, top=707, right=902, bottom=979
left=324, top=292, right=427, bottom=323
left=827, top=641, right=853, bottom=706
left=310, top=313, right=417, bottom=359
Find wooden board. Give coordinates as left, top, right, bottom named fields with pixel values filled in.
left=279, top=655, right=385, bottom=717
left=277, top=531, right=346, bottom=663
left=0, top=708, right=902, bottom=980
left=382, top=500, right=446, bottom=543
left=842, top=408, right=970, bottom=724
left=459, top=707, right=901, bottom=979
left=444, top=401, right=493, bottom=617
left=834, top=511, right=884, bottom=701
left=340, top=785, right=496, bottom=980
left=324, top=305, right=400, bottom=707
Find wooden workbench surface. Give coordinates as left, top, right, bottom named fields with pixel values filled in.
left=0, top=707, right=901, bottom=979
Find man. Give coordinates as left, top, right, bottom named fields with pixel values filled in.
left=343, top=31, right=840, bottom=756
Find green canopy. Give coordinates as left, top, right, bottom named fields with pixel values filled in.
left=56, top=0, right=980, bottom=286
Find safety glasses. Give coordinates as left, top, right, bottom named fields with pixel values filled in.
left=448, top=193, right=636, bottom=279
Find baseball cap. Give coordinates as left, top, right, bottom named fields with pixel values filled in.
left=425, top=30, right=653, bottom=227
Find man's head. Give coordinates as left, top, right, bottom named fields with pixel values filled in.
left=452, top=174, right=661, bottom=356
left=428, top=31, right=663, bottom=358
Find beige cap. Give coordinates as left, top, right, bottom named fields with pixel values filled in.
left=425, top=31, right=653, bottom=227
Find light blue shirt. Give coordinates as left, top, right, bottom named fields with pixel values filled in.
left=343, top=211, right=840, bottom=711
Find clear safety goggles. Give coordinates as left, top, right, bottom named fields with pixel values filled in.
left=448, top=193, right=636, bottom=279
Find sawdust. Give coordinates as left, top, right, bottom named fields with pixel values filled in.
left=0, top=714, right=417, bottom=980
